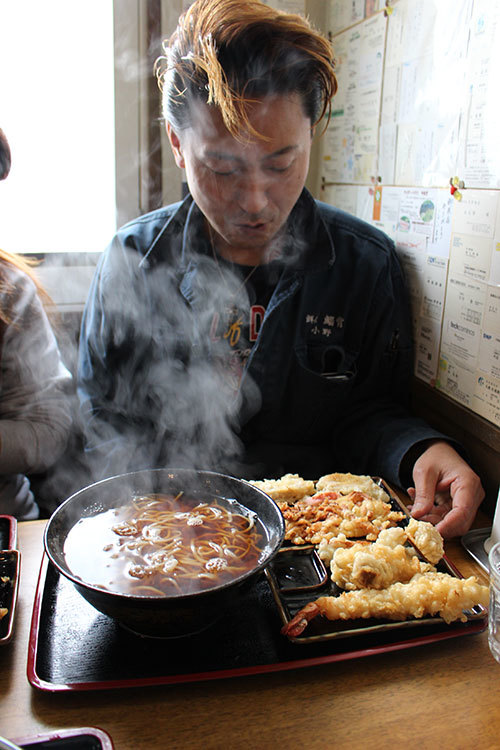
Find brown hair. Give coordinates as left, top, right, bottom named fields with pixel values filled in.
left=0, top=248, right=55, bottom=326
left=0, top=129, right=11, bottom=181
left=156, top=0, right=337, bottom=140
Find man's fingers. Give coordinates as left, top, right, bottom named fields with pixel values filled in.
left=409, top=491, right=437, bottom=519
left=435, top=505, right=472, bottom=538
left=408, top=455, right=444, bottom=519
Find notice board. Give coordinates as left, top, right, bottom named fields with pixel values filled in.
left=309, top=0, right=500, bottom=435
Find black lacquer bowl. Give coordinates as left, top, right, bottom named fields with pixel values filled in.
left=44, top=468, right=285, bottom=638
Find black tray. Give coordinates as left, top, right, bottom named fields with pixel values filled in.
left=28, top=553, right=486, bottom=692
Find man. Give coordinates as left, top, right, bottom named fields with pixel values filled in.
left=78, top=0, right=483, bottom=537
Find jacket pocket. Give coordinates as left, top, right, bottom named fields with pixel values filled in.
left=256, top=345, right=358, bottom=443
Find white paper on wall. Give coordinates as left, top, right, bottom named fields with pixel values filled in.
left=415, top=314, right=443, bottom=385
left=322, top=12, right=386, bottom=183
left=320, top=183, right=381, bottom=225
left=484, top=286, right=500, bottom=330
left=437, top=356, right=477, bottom=408
left=261, top=0, right=305, bottom=12
left=440, top=275, right=486, bottom=369
left=478, top=330, right=500, bottom=379
left=326, top=0, right=365, bottom=37
left=452, top=189, right=499, bottom=238
left=449, top=234, right=493, bottom=284
left=457, top=0, right=500, bottom=189
left=472, top=371, right=500, bottom=425
left=381, top=0, right=471, bottom=187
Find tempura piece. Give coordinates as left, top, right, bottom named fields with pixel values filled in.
left=316, top=472, right=390, bottom=502
left=318, top=526, right=407, bottom=566
left=330, top=532, right=435, bottom=590
left=317, top=533, right=370, bottom=565
left=0, top=607, right=7, bottom=620
left=282, top=572, right=490, bottom=637
left=405, top=517, right=444, bottom=564
left=281, top=490, right=404, bottom=545
left=376, top=526, right=408, bottom=547
left=249, top=474, right=315, bottom=504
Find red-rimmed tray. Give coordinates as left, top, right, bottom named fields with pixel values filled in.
left=13, top=726, right=114, bottom=748
left=27, top=546, right=486, bottom=692
left=0, top=514, right=20, bottom=645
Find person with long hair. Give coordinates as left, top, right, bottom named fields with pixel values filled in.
left=0, top=128, right=72, bottom=518
left=78, top=0, right=483, bottom=538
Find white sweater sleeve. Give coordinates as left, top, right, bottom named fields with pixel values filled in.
left=0, top=266, right=73, bottom=474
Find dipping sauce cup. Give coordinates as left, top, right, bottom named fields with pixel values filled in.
left=488, top=541, right=500, bottom=663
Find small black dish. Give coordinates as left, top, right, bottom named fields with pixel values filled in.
left=0, top=549, right=21, bottom=644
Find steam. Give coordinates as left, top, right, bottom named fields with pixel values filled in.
left=26, top=43, right=315, bottom=513
left=74, top=240, right=269, bottom=486
left=31, top=190, right=310, bottom=516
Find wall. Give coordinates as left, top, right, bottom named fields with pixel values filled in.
left=300, top=0, right=500, bottom=510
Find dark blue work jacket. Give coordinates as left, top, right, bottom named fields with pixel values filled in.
left=77, top=190, right=448, bottom=485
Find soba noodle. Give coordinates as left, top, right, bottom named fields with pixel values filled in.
left=63, top=493, right=264, bottom=597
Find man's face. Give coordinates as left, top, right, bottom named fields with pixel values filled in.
left=167, top=94, right=313, bottom=264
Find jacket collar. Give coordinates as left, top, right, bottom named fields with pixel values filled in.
left=139, top=188, right=335, bottom=274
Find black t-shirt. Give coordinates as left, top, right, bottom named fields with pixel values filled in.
left=209, top=256, right=282, bottom=392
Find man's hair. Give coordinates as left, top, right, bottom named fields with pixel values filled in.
left=156, top=0, right=337, bottom=140
left=0, top=129, right=11, bottom=181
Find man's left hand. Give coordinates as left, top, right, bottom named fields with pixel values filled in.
left=407, top=440, right=484, bottom=539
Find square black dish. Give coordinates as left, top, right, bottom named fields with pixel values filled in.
left=268, top=479, right=486, bottom=643
left=0, top=549, right=20, bottom=645
left=266, top=545, right=487, bottom=644
left=0, top=515, right=19, bottom=645
left=0, top=514, right=17, bottom=550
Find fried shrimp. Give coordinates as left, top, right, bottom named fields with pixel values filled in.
left=281, top=572, right=490, bottom=637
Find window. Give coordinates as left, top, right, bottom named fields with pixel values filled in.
left=0, top=0, right=116, bottom=255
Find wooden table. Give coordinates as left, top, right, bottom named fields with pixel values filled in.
left=1, top=516, right=499, bottom=750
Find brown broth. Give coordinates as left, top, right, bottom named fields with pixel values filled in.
left=63, top=494, right=264, bottom=597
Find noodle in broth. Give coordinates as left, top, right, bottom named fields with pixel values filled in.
left=63, top=493, right=264, bottom=596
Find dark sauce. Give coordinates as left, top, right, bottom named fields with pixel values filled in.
left=63, top=494, right=265, bottom=597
